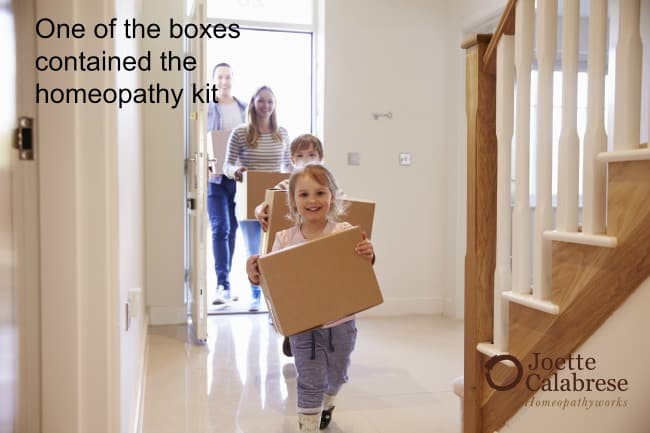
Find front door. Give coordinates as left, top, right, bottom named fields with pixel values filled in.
left=185, top=0, right=208, bottom=343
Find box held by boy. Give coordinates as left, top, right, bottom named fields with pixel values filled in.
left=235, top=170, right=289, bottom=220
left=260, top=190, right=376, bottom=255
left=258, top=225, right=383, bottom=336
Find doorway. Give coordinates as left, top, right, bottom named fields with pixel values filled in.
left=202, top=1, right=316, bottom=315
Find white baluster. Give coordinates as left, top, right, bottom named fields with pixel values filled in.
left=583, top=0, right=608, bottom=234
left=557, top=0, right=580, bottom=232
left=614, top=0, right=642, bottom=150
left=494, top=35, right=515, bottom=352
left=533, top=0, right=557, bottom=300
left=512, top=0, right=534, bottom=295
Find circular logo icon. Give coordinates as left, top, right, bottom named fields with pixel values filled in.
left=485, top=354, right=523, bottom=391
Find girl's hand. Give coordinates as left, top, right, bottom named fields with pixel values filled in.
left=246, top=255, right=260, bottom=285
left=255, top=202, right=270, bottom=231
left=355, top=232, right=375, bottom=263
left=234, top=166, right=248, bottom=182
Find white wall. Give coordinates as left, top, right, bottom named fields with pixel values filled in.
left=37, top=0, right=148, bottom=431
left=115, top=1, right=148, bottom=432
left=322, top=0, right=453, bottom=316
left=141, top=0, right=185, bottom=325
left=444, top=0, right=507, bottom=318
left=499, top=276, right=650, bottom=433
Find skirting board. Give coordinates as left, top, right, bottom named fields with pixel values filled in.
left=148, top=306, right=187, bottom=325
left=149, top=299, right=443, bottom=323
left=358, top=296, right=443, bottom=317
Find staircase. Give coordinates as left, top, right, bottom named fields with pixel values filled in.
left=461, top=1, right=650, bottom=432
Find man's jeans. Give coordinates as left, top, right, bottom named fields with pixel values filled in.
left=207, top=177, right=237, bottom=292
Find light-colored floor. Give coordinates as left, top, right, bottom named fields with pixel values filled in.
left=142, top=314, right=464, bottom=433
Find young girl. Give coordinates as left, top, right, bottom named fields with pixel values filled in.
left=247, top=164, right=374, bottom=432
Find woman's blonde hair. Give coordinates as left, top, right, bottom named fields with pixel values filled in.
left=287, top=163, right=346, bottom=224
left=246, top=86, right=282, bottom=148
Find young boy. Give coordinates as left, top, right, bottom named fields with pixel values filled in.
left=254, top=133, right=324, bottom=231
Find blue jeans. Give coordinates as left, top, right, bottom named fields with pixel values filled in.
left=207, top=177, right=237, bottom=292
left=239, top=219, right=261, bottom=299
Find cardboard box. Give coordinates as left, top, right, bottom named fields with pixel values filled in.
left=258, top=226, right=383, bottom=336
left=209, top=130, right=232, bottom=175
left=235, top=170, right=289, bottom=220
left=260, top=191, right=376, bottom=255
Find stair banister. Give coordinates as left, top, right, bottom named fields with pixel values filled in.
left=613, top=0, right=642, bottom=151
left=557, top=0, right=581, bottom=232
left=582, top=0, right=608, bottom=235
left=532, top=0, right=557, bottom=301
left=511, top=0, right=534, bottom=295
left=494, top=34, right=515, bottom=352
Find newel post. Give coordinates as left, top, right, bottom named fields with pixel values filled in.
left=461, top=34, right=498, bottom=433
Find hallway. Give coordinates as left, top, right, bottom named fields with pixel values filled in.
left=142, top=315, right=463, bottom=433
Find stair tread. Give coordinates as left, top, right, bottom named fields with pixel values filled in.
left=597, top=148, right=650, bottom=162
left=476, top=343, right=516, bottom=367
left=502, top=291, right=560, bottom=315
left=543, top=230, right=617, bottom=248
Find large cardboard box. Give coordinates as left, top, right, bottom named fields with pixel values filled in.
left=258, top=226, right=383, bottom=336
left=235, top=170, right=289, bottom=220
left=209, top=130, right=231, bottom=175
left=260, top=190, right=376, bottom=255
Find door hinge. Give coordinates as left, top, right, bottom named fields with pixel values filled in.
left=14, top=116, right=34, bottom=161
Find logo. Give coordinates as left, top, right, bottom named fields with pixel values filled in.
left=485, top=352, right=629, bottom=393
left=484, top=354, right=523, bottom=391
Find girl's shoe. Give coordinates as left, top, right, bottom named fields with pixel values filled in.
left=320, top=394, right=336, bottom=429
left=319, top=407, right=334, bottom=429
left=298, top=413, right=320, bottom=433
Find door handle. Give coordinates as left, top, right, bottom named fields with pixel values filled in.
left=14, top=116, right=34, bottom=161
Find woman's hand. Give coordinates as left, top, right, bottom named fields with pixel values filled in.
left=246, top=255, right=261, bottom=285
left=234, top=167, right=248, bottom=182
left=355, top=232, right=375, bottom=263
left=255, top=202, right=270, bottom=231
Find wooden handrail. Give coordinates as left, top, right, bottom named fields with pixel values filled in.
left=482, top=0, right=517, bottom=74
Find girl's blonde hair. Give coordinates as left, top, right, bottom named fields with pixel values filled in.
left=287, top=163, right=346, bottom=224
left=246, top=86, right=282, bottom=148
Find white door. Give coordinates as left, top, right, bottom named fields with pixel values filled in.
left=186, top=0, right=208, bottom=343
left=0, top=4, right=18, bottom=431
left=1, top=0, right=41, bottom=432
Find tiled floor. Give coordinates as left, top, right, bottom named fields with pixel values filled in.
left=143, top=314, right=463, bottom=433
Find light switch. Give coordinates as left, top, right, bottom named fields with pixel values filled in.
left=348, top=152, right=361, bottom=166
left=399, top=152, right=412, bottom=166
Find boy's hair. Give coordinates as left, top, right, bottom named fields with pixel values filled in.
left=287, top=163, right=346, bottom=224
left=246, top=85, right=282, bottom=148
left=290, top=134, right=324, bottom=159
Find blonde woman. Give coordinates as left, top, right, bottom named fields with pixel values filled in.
left=223, top=85, right=291, bottom=311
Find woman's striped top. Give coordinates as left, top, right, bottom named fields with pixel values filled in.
left=223, top=125, right=292, bottom=178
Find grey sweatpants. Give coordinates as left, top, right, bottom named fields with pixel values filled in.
left=289, top=319, right=357, bottom=412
